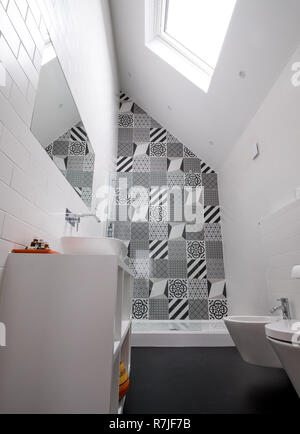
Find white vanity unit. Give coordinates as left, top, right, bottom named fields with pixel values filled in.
left=0, top=253, right=133, bottom=414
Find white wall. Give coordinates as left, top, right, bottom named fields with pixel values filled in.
left=40, top=0, right=119, bottom=206
left=260, top=200, right=300, bottom=319
left=219, top=43, right=300, bottom=317
left=0, top=0, right=118, bottom=283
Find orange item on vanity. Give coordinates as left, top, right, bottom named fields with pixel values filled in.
left=12, top=250, right=60, bottom=255
left=119, top=361, right=130, bottom=401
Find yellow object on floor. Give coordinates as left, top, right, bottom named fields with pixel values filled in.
left=119, top=361, right=130, bottom=401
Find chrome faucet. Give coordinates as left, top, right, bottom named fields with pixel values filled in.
left=65, top=209, right=101, bottom=232
left=270, top=298, right=291, bottom=320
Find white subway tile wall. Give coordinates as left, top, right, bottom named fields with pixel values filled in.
left=0, top=0, right=100, bottom=275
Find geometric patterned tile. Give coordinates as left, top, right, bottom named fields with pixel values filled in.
left=169, top=299, right=189, bottom=320
left=149, top=259, right=168, bottom=278
left=208, top=299, right=228, bottom=320
left=149, top=223, right=169, bottom=240
left=183, top=158, right=201, bottom=173
left=67, top=156, right=84, bottom=171
left=149, top=279, right=168, bottom=299
left=202, top=173, right=218, bottom=189
left=189, top=299, right=209, bottom=320
left=168, top=240, right=187, bottom=260
left=133, top=156, right=150, bottom=172
left=187, top=259, right=207, bottom=280
left=184, top=147, right=197, bottom=158
left=133, top=103, right=146, bottom=115
left=118, top=143, right=134, bottom=157
left=149, top=205, right=168, bottom=223
left=167, top=132, right=180, bottom=144
left=149, top=240, right=168, bottom=259
left=204, top=224, right=222, bottom=241
left=168, top=223, right=186, bottom=240
left=206, top=259, right=225, bottom=279
left=132, top=299, right=149, bottom=319
left=132, top=172, right=150, bottom=188
left=134, top=114, right=151, bottom=128
left=168, top=279, right=188, bottom=299
left=201, top=161, right=215, bottom=174
left=204, top=189, right=219, bottom=206
left=130, top=259, right=149, bottom=278
left=167, top=172, right=185, bottom=187
left=119, top=128, right=134, bottom=144
left=150, top=157, right=168, bottom=172
left=150, top=143, right=167, bottom=157
left=134, top=128, right=150, bottom=142
left=131, top=223, right=149, bottom=240
left=205, top=241, right=224, bottom=259
left=113, top=222, right=131, bottom=240
left=117, top=157, right=133, bottom=173
left=134, top=279, right=150, bottom=298
left=129, top=241, right=149, bottom=259
left=188, top=279, right=208, bottom=299
left=117, top=93, right=226, bottom=321
left=52, top=141, right=69, bottom=156
left=150, top=172, right=168, bottom=186
left=150, top=128, right=167, bottom=143
left=133, top=143, right=150, bottom=156
left=208, top=279, right=227, bottom=299
left=167, top=143, right=183, bottom=157
left=185, top=172, right=202, bottom=188
left=119, top=114, right=134, bottom=128
left=151, top=118, right=163, bottom=129
left=168, top=260, right=187, bottom=278
left=167, top=158, right=184, bottom=172
left=83, top=154, right=95, bottom=172
left=187, top=241, right=206, bottom=259
left=204, top=206, right=221, bottom=224
left=149, top=299, right=169, bottom=320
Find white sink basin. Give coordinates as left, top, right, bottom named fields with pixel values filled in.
left=61, top=237, right=127, bottom=259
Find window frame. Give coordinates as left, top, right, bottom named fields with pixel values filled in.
left=153, top=0, right=214, bottom=78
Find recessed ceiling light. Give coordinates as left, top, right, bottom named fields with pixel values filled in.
left=239, top=70, right=247, bottom=79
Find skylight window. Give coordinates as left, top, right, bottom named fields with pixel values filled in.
left=164, top=0, right=237, bottom=70
left=145, top=0, right=237, bottom=92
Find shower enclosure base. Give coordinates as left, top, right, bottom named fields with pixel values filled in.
left=132, top=320, right=234, bottom=347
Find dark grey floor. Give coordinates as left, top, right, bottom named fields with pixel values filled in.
left=124, top=347, right=300, bottom=414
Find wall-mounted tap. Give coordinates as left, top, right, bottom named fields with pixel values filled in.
left=65, top=209, right=101, bottom=232
left=270, top=298, right=291, bottom=320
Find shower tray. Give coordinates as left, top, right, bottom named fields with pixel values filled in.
left=132, top=320, right=234, bottom=347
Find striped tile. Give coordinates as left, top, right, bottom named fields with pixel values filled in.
left=150, top=187, right=168, bottom=207
left=201, top=162, right=215, bottom=174
left=204, top=206, right=221, bottom=224
left=120, top=91, right=131, bottom=102
left=117, top=157, right=133, bottom=173
left=149, top=240, right=168, bottom=259
left=150, top=128, right=167, bottom=143
left=187, top=259, right=207, bottom=280
left=70, top=125, right=88, bottom=142
left=169, top=299, right=189, bottom=320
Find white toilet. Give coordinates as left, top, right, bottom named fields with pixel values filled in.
left=266, top=320, right=300, bottom=397
left=224, top=316, right=282, bottom=368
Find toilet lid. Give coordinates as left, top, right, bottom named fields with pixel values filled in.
left=265, top=320, right=300, bottom=343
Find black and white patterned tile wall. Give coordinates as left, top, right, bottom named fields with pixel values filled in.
left=45, top=122, right=95, bottom=208
left=114, top=92, right=227, bottom=321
